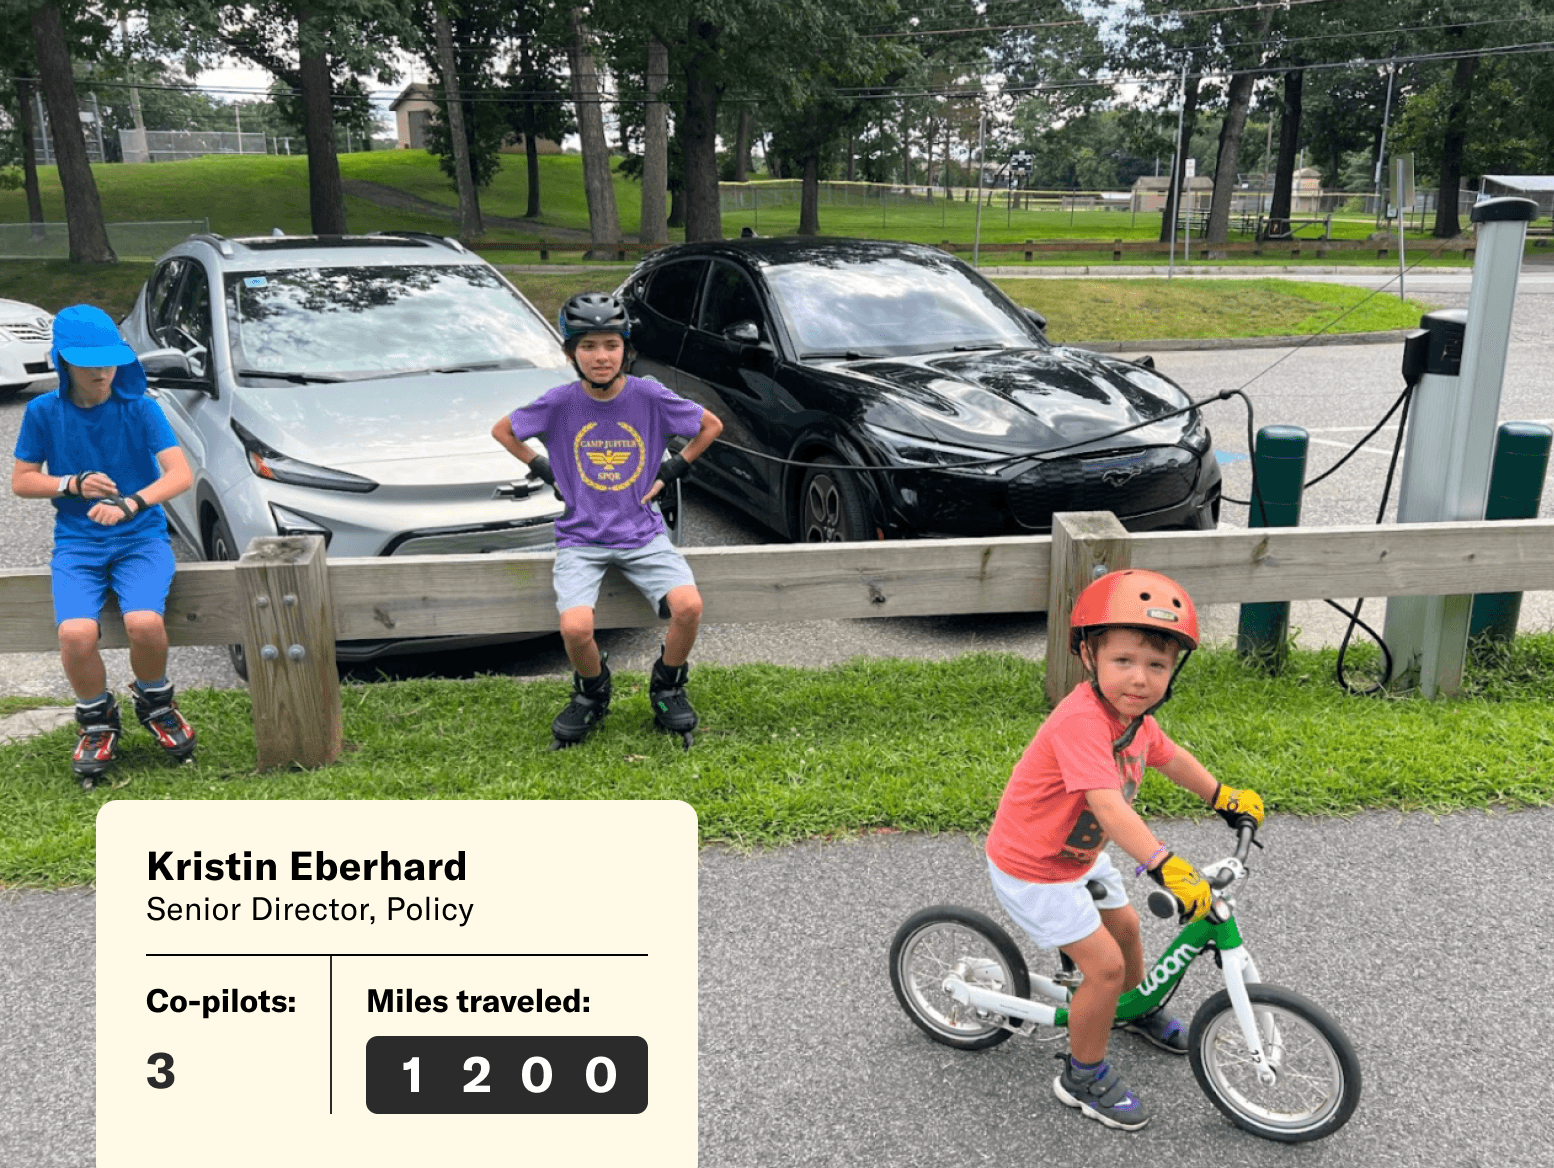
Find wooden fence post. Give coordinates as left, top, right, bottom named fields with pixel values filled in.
left=235, top=535, right=342, bottom=770
left=1045, top=511, right=1132, bottom=707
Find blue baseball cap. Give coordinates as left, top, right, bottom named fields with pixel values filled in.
left=50, top=304, right=147, bottom=399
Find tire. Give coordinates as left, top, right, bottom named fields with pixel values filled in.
left=205, top=513, right=249, bottom=680
left=799, top=460, right=869, bottom=542
left=1188, top=983, right=1362, bottom=1143
left=889, top=906, right=1029, bottom=1050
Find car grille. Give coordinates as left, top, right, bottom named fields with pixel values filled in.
left=24, top=361, right=52, bottom=375
left=1007, top=448, right=1199, bottom=529
left=384, top=518, right=556, bottom=556
left=6, top=323, right=51, bottom=345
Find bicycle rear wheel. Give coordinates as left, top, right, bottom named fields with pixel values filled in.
left=889, top=906, right=1029, bottom=1051
left=1189, top=983, right=1361, bottom=1142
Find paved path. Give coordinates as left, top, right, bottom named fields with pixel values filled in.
left=5, top=807, right=1552, bottom=1165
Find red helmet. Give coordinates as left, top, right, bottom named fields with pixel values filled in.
left=1068, top=569, right=1199, bottom=655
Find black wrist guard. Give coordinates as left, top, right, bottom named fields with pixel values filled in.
left=128, top=492, right=149, bottom=514
left=656, top=453, right=690, bottom=485
left=528, top=454, right=555, bottom=485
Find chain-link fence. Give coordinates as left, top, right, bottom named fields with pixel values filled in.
left=119, top=129, right=270, bottom=164
left=0, top=219, right=209, bottom=260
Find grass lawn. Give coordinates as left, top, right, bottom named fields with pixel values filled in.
left=0, top=259, right=1430, bottom=344
left=2, top=636, right=1551, bottom=888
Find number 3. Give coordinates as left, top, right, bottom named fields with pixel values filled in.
left=147, top=1052, right=175, bottom=1089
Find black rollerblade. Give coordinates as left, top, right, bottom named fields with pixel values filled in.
left=72, top=696, right=122, bottom=790
left=650, top=654, right=698, bottom=750
left=130, top=680, right=197, bottom=763
left=550, top=655, right=612, bottom=750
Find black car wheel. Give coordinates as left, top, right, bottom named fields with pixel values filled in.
left=206, top=513, right=249, bottom=680
left=800, top=462, right=869, bottom=542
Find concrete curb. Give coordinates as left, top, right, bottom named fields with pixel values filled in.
left=1068, top=329, right=1414, bottom=353
left=0, top=705, right=74, bottom=746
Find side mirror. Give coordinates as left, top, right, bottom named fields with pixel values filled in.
left=139, top=347, right=194, bottom=379
left=723, top=320, right=761, bottom=346
left=1023, top=307, right=1048, bottom=333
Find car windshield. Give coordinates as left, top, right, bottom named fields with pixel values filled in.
left=763, top=253, right=1040, bottom=357
left=224, top=264, right=568, bottom=381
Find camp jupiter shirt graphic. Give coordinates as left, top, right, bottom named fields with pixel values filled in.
left=1058, top=748, right=1145, bottom=863
left=573, top=421, right=649, bottom=492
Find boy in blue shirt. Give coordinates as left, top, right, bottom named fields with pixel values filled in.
left=11, top=305, right=197, bottom=788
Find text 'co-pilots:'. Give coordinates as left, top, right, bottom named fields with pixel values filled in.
left=147, top=850, right=468, bottom=882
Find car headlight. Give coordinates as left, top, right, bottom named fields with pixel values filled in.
left=231, top=420, right=378, bottom=493
left=1180, top=410, right=1211, bottom=453
left=862, top=424, right=1006, bottom=475
left=269, top=503, right=334, bottom=547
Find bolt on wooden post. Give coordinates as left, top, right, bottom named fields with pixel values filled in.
left=235, top=536, right=342, bottom=769
left=1045, top=512, right=1133, bottom=707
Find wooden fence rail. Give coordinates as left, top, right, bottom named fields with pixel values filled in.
left=3, top=512, right=1551, bottom=769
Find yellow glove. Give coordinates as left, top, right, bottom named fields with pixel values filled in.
left=1148, top=854, right=1212, bottom=923
left=1212, top=784, right=1265, bottom=829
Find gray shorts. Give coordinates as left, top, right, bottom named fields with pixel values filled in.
left=552, top=533, right=696, bottom=614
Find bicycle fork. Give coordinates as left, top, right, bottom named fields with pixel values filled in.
left=1219, top=943, right=1281, bottom=1086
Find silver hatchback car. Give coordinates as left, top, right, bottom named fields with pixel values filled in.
left=121, top=231, right=569, bottom=668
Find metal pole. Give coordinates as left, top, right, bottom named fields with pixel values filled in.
left=1237, top=426, right=1308, bottom=671
left=1468, top=422, right=1552, bottom=645
left=972, top=110, right=985, bottom=268
left=90, top=92, right=106, bottom=163
left=1374, top=59, right=1396, bottom=228
left=1168, top=57, right=1187, bottom=279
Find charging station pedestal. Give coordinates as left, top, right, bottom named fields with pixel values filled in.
left=1381, top=196, right=1537, bottom=696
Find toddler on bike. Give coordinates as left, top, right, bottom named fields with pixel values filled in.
left=984, top=569, right=1264, bottom=1132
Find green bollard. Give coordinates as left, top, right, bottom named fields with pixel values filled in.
left=1468, top=422, right=1551, bottom=646
left=1237, top=425, right=1308, bottom=671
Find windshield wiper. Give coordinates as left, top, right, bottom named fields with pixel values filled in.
left=951, top=343, right=1008, bottom=352
left=372, top=361, right=520, bottom=379
left=235, top=369, right=345, bottom=384
left=800, top=349, right=868, bottom=361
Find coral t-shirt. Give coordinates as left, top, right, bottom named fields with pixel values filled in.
left=985, top=682, right=1177, bottom=884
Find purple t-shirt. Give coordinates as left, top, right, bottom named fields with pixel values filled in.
left=508, top=375, right=705, bottom=549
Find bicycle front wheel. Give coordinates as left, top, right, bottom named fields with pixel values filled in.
left=889, top=906, right=1030, bottom=1051
left=1189, top=983, right=1361, bottom=1142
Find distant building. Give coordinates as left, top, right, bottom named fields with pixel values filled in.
left=1130, top=175, right=1214, bottom=213
left=1478, top=176, right=1554, bottom=218
left=389, top=81, right=561, bottom=155
left=1131, top=167, right=1325, bottom=215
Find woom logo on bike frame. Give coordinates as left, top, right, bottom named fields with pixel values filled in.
left=1138, top=940, right=1203, bottom=998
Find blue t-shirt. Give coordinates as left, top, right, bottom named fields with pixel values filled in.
left=14, top=387, right=178, bottom=544
left=508, top=375, right=705, bottom=549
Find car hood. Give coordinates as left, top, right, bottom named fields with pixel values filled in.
left=0, top=298, right=51, bottom=325
left=841, top=346, right=1196, bottom=454
left=232, top=366, right=565, bottom=485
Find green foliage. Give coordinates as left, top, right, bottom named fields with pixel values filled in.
left=4, top=638, right=1553, bottom=887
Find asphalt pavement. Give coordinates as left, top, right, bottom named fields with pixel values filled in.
left=4, top=264, right=1553, bottom=1165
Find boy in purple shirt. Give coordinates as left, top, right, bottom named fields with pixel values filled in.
left=492, top=292, right=723, bottom=749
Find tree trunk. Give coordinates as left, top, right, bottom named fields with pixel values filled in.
left=14, top=78, right=47, bottom=240
left=1159, top=71, right=1199, bottom=242
left=297, top=11, right=347, bottom=235
left=1435, top=49, right=1477, bottom=239
left=1266, top=68, right=1303, bottom=237
left=1207, top=7, right=1274, bottom=247
left=433, top=6, right=482, bottom=239
left=31, top=4, right=115, bottom=262
left=733, top=105, right=750, bottom=183
left=681, top=18, right=723, bottom=243
left=798, top=153, right=820, bottom=235
left=641, top=37, right=669, bottom=246
left=568, top=8, right=621, bottom=254
left=845, top=129, right=854, bottom=182
left=517, top=37, right=542, bottom=218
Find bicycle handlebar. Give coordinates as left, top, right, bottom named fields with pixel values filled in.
left=1146, top=817, right=1259, bottom=920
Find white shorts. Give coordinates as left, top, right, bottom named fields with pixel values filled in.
left=987, top=851, right=1129, bottom=951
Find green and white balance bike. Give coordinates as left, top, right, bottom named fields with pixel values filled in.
left=889, top=821, right=1361, bottom=1143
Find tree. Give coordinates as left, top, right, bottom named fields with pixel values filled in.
left=431, top=4, right=481, bottom=236
left=27, top=1, right=115, bottom=261
left=0, top=19, right=46, bottom=238
left=165, top=0, right=415, bottom=235
left=567, top=5, right=620, bottom=253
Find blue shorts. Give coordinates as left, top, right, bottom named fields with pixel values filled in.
left=552, top=533, right=696, bottom=614
left=51, top=536, right=177, bottom=625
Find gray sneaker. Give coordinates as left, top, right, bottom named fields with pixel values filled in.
left=1053, top=1057, right=1150, bottom=1131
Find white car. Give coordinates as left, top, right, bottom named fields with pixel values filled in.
left=0, top=297, right=57, bottom=399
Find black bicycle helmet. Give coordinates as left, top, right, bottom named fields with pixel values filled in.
left=558, top=292, right=631, bottom=343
